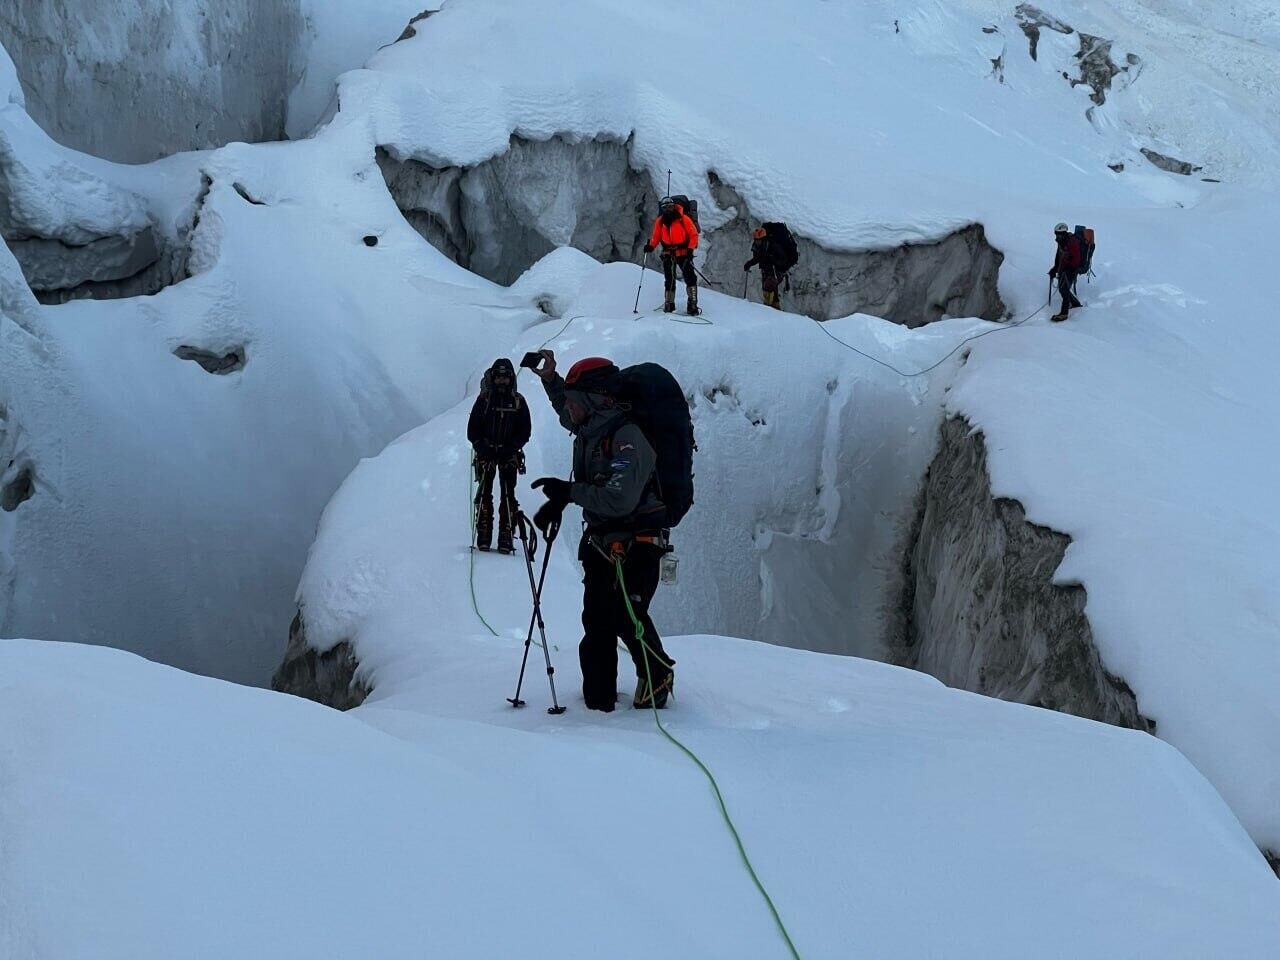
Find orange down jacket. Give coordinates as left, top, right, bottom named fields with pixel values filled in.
left=648, top=205, right=699, bottom=251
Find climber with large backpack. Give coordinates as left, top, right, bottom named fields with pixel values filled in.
left=1048, top=221, right=1095, bottom=322
left=743, top=222, right=800, bottom=310
left=644, top=196, right=701, bottom=316
left=528, top=350, right=694, bottom=711
left=467, top=358, right=531, bottom=554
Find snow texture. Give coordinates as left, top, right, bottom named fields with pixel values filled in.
left=8, top=627, right=1277, bottom=959
left=287, top=1, right=437, bottom=139
left=1, top=0, right=1278, bottom=884
left=0, top=0, right=306, bottom=162
left=0, top=111, right=541, bottom=684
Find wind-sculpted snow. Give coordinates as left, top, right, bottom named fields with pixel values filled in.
left=292, top=258, right=984, bottom=675
left=0, top=116, right=539, bottom=684
left=10, top=636, right=1280, bottom=957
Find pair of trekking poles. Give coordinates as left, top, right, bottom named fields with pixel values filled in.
left=506, top=510, right=567, bottom=714
left=631, top=249, right=721, bottom=314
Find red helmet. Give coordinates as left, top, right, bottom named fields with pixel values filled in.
left=565, top=356, right=618, bottom=390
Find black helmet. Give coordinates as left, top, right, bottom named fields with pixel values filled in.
left=489, top=358, right=515, bottom=377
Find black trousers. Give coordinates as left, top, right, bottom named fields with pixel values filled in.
left=661, top=253, right=697, bottom=291
left=1057, top=270, right=1082, bottom=311
left=475, top=459, right=518, bottom=528
left=578, top=537, right=672, bottom=710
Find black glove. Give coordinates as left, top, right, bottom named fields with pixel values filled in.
left=532, top=477, right=572, bottom=508
left=743, top=261, right=753, bottom=271
left=643, top=243, right=655, bottom=254
left=1048, top=268, right=1058, bottom=278
left=533, top=500, right=563, bottom=534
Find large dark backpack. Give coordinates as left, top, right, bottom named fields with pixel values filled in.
left=609, top=362, right=695, bottom=528
left=763, top=222, right=799, bottom=271
left=1074, top=224, right=1096, bottom=275
left=664, top=194, right=699, bottom=230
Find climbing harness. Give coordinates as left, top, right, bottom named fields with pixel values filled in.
left=613, top=554, right=804, bottom=960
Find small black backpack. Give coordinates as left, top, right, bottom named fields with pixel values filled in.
left=609, top=362, right=695, bottom=528
left=763, top=222, right=800, bottom=271
left=664, top=194, right=700, bottom=230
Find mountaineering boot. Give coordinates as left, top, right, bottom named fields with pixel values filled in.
left=663, top=287, right=676, bottom=313
left=1050, top=309, right=1068, bottom=322
left=633, top=666, right=674, bottom=709
left=764, top=290, right=781, bottom=310
left=475, top=501, right=493, bottom=551
left=685, top=285, right=699, bottom=316
left=497, top=517, right=514, bottom=555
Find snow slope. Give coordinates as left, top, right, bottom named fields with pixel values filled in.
left=6, top=629, right=1278, bottom=959
left=286, top=0, right=436, bottom=139
left=301, top=252, right=983, bottom=667
left=1, top=0, right=1277, bottom=890
left=349, top=0, right=1277, bottom=252
left=326, top=0, right=1280, bottom=857
left=0, top=101, right=543, bottom=684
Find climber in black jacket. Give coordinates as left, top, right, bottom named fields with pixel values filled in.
left=467, top=358, right=531, bottom=553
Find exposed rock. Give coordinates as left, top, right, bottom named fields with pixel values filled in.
left=0, top=0, right=306, bottom=162
left=233, top=182, right=266, bottom=206
left=705, top=174, right=1005, bottom=325
left=1015, top=5, right=1143, bottom=107
left=1, top=461, right=33, bottom=511
left=380, top=134, right=654, bottom=286
left=1141, top=148, right=1203, bottom=176
left=271, top=610, right=370, bottom=710
left=396, top=9, right=437, bottom=42
left=890, top=416, right=1152, bottom=730
left=1014, top=3, right=1072, bottom=61
left=174, top=345, right=246, bottom=375
left=1073, top=35, right=1143, bottom=107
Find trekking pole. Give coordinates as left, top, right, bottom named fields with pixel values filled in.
left=742, top=267, right=750, bottom=299
left=507, top=512, right=566, bottom=714
left=693, top=264, right=720, bottom=288
left=632, top=249, right=649, bottom=314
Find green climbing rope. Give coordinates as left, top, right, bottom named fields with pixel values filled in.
left=614, top=557, right=803, bottom=960
left=467, top=462, right=499, bottom=638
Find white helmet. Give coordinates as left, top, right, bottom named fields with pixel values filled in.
left=1054, top=222, right=1070, bottom=233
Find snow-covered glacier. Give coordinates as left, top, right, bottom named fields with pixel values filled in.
left=0, top=0, right=1278, bottom=949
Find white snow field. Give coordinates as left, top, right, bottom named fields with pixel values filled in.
left=322, top=0, right=1280, bottom=856
left=4, top=625, right=1278, bottom=960
left=1, top=0, right=1279, bottom=949
left=0, top=99, right=545, bottom=684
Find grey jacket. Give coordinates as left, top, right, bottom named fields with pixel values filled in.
left=543, top=373, right=664, bottom=531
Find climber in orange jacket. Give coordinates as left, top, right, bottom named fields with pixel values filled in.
left=643, top=197, right=701, bottom=315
